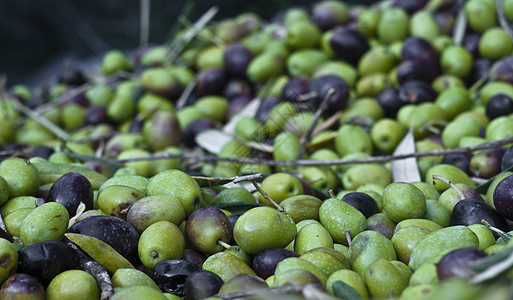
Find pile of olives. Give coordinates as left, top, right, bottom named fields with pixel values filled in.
left=4, top=0, right=513, bottom=298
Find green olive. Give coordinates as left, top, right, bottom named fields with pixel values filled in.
left=479, top=27, right=513, bottom=60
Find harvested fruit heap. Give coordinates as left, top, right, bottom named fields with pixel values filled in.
left=5, top=0, right=513, bottom=299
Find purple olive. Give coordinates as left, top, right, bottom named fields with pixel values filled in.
left=46, top=172, right=94, bottom=217
left=196, top=68, right=228, bottom=96
left=223, top=43, right=253, bottom=79
left=436, top=247, right=487, bottom=280
left=252, top=248, right=299, bottom=279
left=223, top=79, right=253, bottom=100
left=329, top=26, right=370, bottom=65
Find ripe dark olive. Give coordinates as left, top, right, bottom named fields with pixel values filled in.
left=46, top=172, right=94, bottom=217
left=128, top=119, right=145, bottom=133
left=226, top=95, right=253, bottom=120
left=58, top=68, right=87, bottom=86
left=183, top=118, right=217, bottom=148
left=85, top=105, right=109, bottom=126
left=68, top=93, right=90, bottom=108
left=463, top=33, right=481, bottom=58
left=150, top=259, right=200, bottom=297
left=312, top=1, right=349, bottom=31
left=184, top=270, right=224, bottom=300
left=223, top=43, right=253, bottom=79
left=452, top=198, right=509, bottom=237
left=252, top=248, right=299, bottom=279
left=436, top=247, right=487, bottom=280
left=227, top=214, right=240, bottom=244
left=493, top=174, right=513, bottom=221
left=396, top=58, right=439, bottom=84
left=29, top=146, right=55, bottom=160
left=255, top=97, right=282, bottom=123
left=329, top=27, right=370, bottom=65
left=441, top=152, right=472, bottom=175
left=0, top=273, right=45, bottom=299
left=223, top=79, right=253, bottom=100
left=308, top=74, right=350, bottom=112
left=17, top=240, right=79, bottom=286
left=341, top=192, right=379, bottom=218
left=181, top=249, right=207, bottom=269
left=282, top=76, right=310, bottom=102
left=398, top=80, right=437, bottom=104
left=196, top=68, right=228, bottom=96
left=391, top=0, right=429, bottom=14
left=401, top=37, right=438, bottom=62
left=376, top=86, right=403, bottom=118
left=486, top=94, right=513, bottom=120
left=68, top=215, right=140, bottom=265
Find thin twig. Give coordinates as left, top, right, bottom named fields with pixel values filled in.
left=67, top=242, right=114, bottom=300
left=251, top=180, right=283, bottom=211
left=116, top=135, right=513, bottom=167
left=175, top=76, right=198, bottom=110
left=297, top=88, right=334, bottom=160
left=311, top=110, right=343, bottom=137
left=232, top=173, right=263, bottom=183
left=140, top=0, right=151, bottom=47
left=212, top=284, right=323, bottom=300
left=167, top=6, right=219, bottom=63
left=14, top=101, right=70, bottom=141
left=496, top=0, right=513, bottom=42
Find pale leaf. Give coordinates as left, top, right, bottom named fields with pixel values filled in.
left=391, top=127, right=421, bottom=183
left=223, top=97, right=262, bottom=134
left=195, top=129, right=232, bottom=154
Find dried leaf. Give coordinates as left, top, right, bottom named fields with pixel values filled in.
left=391, top=127, right=421, bottom=183
left=452, top=5, right=467, bottom=46
left=195, top=129, right=233, bottom=154
left=223, top=98, right=262, bottom=135
left=332, top=280, right=364, bottom=300
left=65, top=233, right=134, bottom=274
left=32, top=160, right=107, bottom=190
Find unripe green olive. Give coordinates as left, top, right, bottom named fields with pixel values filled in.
left=479, top=27, right=513, bottom=60
left=377, top=8, right=409, bottom=44
left=440, top=46, right=473, bottom=78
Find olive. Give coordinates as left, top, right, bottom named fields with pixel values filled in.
left=68, top=215, right=140, bottom=266
left=391, top=0, right=429, bottom=14
left=223, top=43, right=253, bottom=79
left=183, top=270, right=224, bottom=300
left=375, top=86, right=403, bottom=118
left=149, top=259, right=200, bottom=297
left=341, top=192, right=380, bottom=218
left=436, top=247, right=487, bottom=280
left=452, top=198, right=509, bottom=237
left=196, top=68, right=228, bottom=96
left=222, top=79, right=253, bottom=100
left=329, top=27, right=370, bottom=65
left=17, top=240, right=79, bottom=286
left=45, top=172, right=94, bottom=217
left=441, top=152, right=472, bottom=175
left=0, top=273, right=45, bottom=299
left=486, top=93, right=513, bottom=120
left=398, top=80, right=437, bottom=104
left=308, top=74, right=350, bottom=112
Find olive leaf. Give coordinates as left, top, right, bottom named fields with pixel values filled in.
left=391, top=127, right=421, bottom=183
left=332, top=280, right=364, bottom=300
left=214, top=202, right=264, bottom=215
left=469, top=246, right=513, bottom=272
left=452, top=3, right=467, bottom=46
left=470, top=247, right=513, bottom=284
left=195, top=129, right=233, bottom=155
left=65, top=233, right=134, bottom=274
left=32, top=160, right=107, bottom=190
